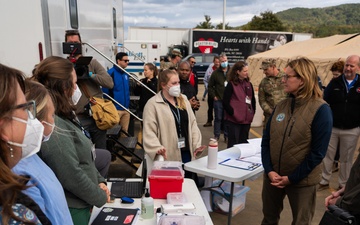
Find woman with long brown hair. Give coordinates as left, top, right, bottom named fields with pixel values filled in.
left=0, top=64, right=50, bottom=224
left=223, top=61, right=256, bottom=148
left=32, top=56, right=109, bottom=225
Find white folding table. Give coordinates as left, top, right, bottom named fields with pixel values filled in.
left=89, top=178, right=214, bottom=225
left=184, top=146, right=264, bottom=225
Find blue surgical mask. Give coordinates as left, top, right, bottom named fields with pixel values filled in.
left=221, top=61, right=228, bottom=68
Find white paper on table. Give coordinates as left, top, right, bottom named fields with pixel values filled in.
left=241, top=155, right=262, bottom=164
left=248, top=138, right=262, bottom=154
left=234, top=143, right=256, bottom=158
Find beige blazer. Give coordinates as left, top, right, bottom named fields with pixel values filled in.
left=143, top=92, right=202, bottom=161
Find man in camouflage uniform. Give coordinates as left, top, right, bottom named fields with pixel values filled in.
left=258, top=58, right=287, bottom=130
left=160, top=49, right=182, bottom=70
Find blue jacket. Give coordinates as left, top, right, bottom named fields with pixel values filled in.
left=12, top=154, right=73, bottom=225
left=103, top=66, right=130, bottom=110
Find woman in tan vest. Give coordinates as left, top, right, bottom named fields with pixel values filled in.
left=261, top=57, right=333, bottom=225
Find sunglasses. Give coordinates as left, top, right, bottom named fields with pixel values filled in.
left=121, top=60, right=130, bottom=63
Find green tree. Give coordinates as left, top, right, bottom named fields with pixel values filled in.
left=242, top=11, right=286, bottom=31
left=215, top=22, right=233, bottom=30
left=195, top=15, right=215, bottom=29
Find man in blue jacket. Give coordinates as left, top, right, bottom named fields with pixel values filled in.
left=103, top=52, right=130, bottom=134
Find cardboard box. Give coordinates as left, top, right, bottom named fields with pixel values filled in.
left=148, top=161, right=184, bottom=199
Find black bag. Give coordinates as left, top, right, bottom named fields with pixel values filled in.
left=319, top=205, right=356, bottom=225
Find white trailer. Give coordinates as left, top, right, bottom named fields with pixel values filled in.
left=127, top=26, right=189, bottom=57
left=120, top=40, right=161, bottom=76
left=0, top=0, right=124, bottom=76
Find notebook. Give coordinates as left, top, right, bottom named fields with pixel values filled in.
left=109, top=158, right=147, bottom=198
left=91, top=207, right=139, bottom=225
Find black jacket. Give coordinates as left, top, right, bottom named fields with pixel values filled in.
left=134, top=77, right=158, bottom=112
left=324, top=74, right=360, bottom=129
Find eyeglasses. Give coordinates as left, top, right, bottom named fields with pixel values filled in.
left=121, top=60, right=130, bottom=63
left=282, top=74, right=298, bottom=81
left=190, top=61, right=196, bottom=64
left=12, top=100, right=36, bottom=120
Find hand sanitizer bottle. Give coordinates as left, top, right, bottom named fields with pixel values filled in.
left=141, top=188, right=154, bottom=219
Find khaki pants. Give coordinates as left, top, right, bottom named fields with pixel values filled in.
left=117, top=110, right=130, bottom=135
left=261, top=175, right=316, bottom=225
left=320, top=127, right=360, bottom=187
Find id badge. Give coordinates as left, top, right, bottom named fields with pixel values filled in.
left=224, top=81, right=228, bottom=87
left=245, top=96, right=251, bottom=105
left=91, top=144, right=96, bottom=161
left=178, top=137, right=185, bottom=149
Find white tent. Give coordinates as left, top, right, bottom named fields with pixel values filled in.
left=247, top=33, right=359, bottom=88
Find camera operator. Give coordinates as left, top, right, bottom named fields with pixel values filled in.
left=65, top=30, right=113, bottom=177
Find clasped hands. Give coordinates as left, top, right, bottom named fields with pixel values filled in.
left=325, top=187, right=344, bottom=208
left=268, top=171, right=290, bottom=188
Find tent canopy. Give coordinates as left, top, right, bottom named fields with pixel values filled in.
left=247, top=33, right=359, bottom=88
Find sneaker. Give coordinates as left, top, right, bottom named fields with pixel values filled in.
left=203, top=122, right=212, bottom=127
left=317, top=183, right=329, bottom=191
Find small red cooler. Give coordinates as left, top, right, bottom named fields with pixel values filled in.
left=148, top=161, right=184, bottom=199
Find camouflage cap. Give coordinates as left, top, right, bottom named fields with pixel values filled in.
left=260, top=58, right=277, bottom=70
left=171, top=49, right=183, bottom=58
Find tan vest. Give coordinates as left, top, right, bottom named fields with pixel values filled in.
left=270, top=97, right=326, bottom=186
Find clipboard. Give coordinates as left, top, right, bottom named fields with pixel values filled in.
left=219, top=158, right=262, bottom=171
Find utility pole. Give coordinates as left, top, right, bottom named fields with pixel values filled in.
left=222, top=0, right=226, bottom=30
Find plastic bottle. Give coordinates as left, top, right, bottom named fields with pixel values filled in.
left=141, top=188, right=154, bottom=219
left=207, top=138, right=218, bottom=169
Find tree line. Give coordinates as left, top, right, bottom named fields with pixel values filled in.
left=195, top=4, right=360, bottom=37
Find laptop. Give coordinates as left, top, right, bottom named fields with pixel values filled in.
left=109, top=159, right=147, bottom=198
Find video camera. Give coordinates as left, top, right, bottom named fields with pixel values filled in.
left=62, top=42, right=92, bottom=79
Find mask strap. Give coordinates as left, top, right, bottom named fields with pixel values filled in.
left=7, top=140, right=25, bottom=148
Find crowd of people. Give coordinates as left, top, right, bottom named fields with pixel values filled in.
left=0, top=28, right=359, bottom=225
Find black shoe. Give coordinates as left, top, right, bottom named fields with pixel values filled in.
left=203, top=122, right=212, bottom=127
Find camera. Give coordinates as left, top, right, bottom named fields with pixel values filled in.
left=62, top=42, right=82, bottom=55
left=62, top=42, right=93, bottom=78
left=74, top=56, right=93, bottom=79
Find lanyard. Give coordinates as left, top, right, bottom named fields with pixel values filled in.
left=161, top=92, right=182, bottom=137
left=71, top=112, right=91, bottom=140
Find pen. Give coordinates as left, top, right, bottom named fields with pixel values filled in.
left=219, top=158, right=231, bottom=164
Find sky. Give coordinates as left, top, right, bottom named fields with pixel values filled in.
left=122, top=0, right=359, bottom=38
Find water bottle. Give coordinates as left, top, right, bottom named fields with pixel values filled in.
left=141, top=188, right=154, bottom=219
left=207, top=138, right=218, bottom=169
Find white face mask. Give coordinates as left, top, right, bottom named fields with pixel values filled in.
left=8, top=117, right=44, bottom=159
left=42, top=121, right=55, bottom=142
left=72, top=84, right=82, bottom=105
left=168, top=85, right=181, bottom=97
